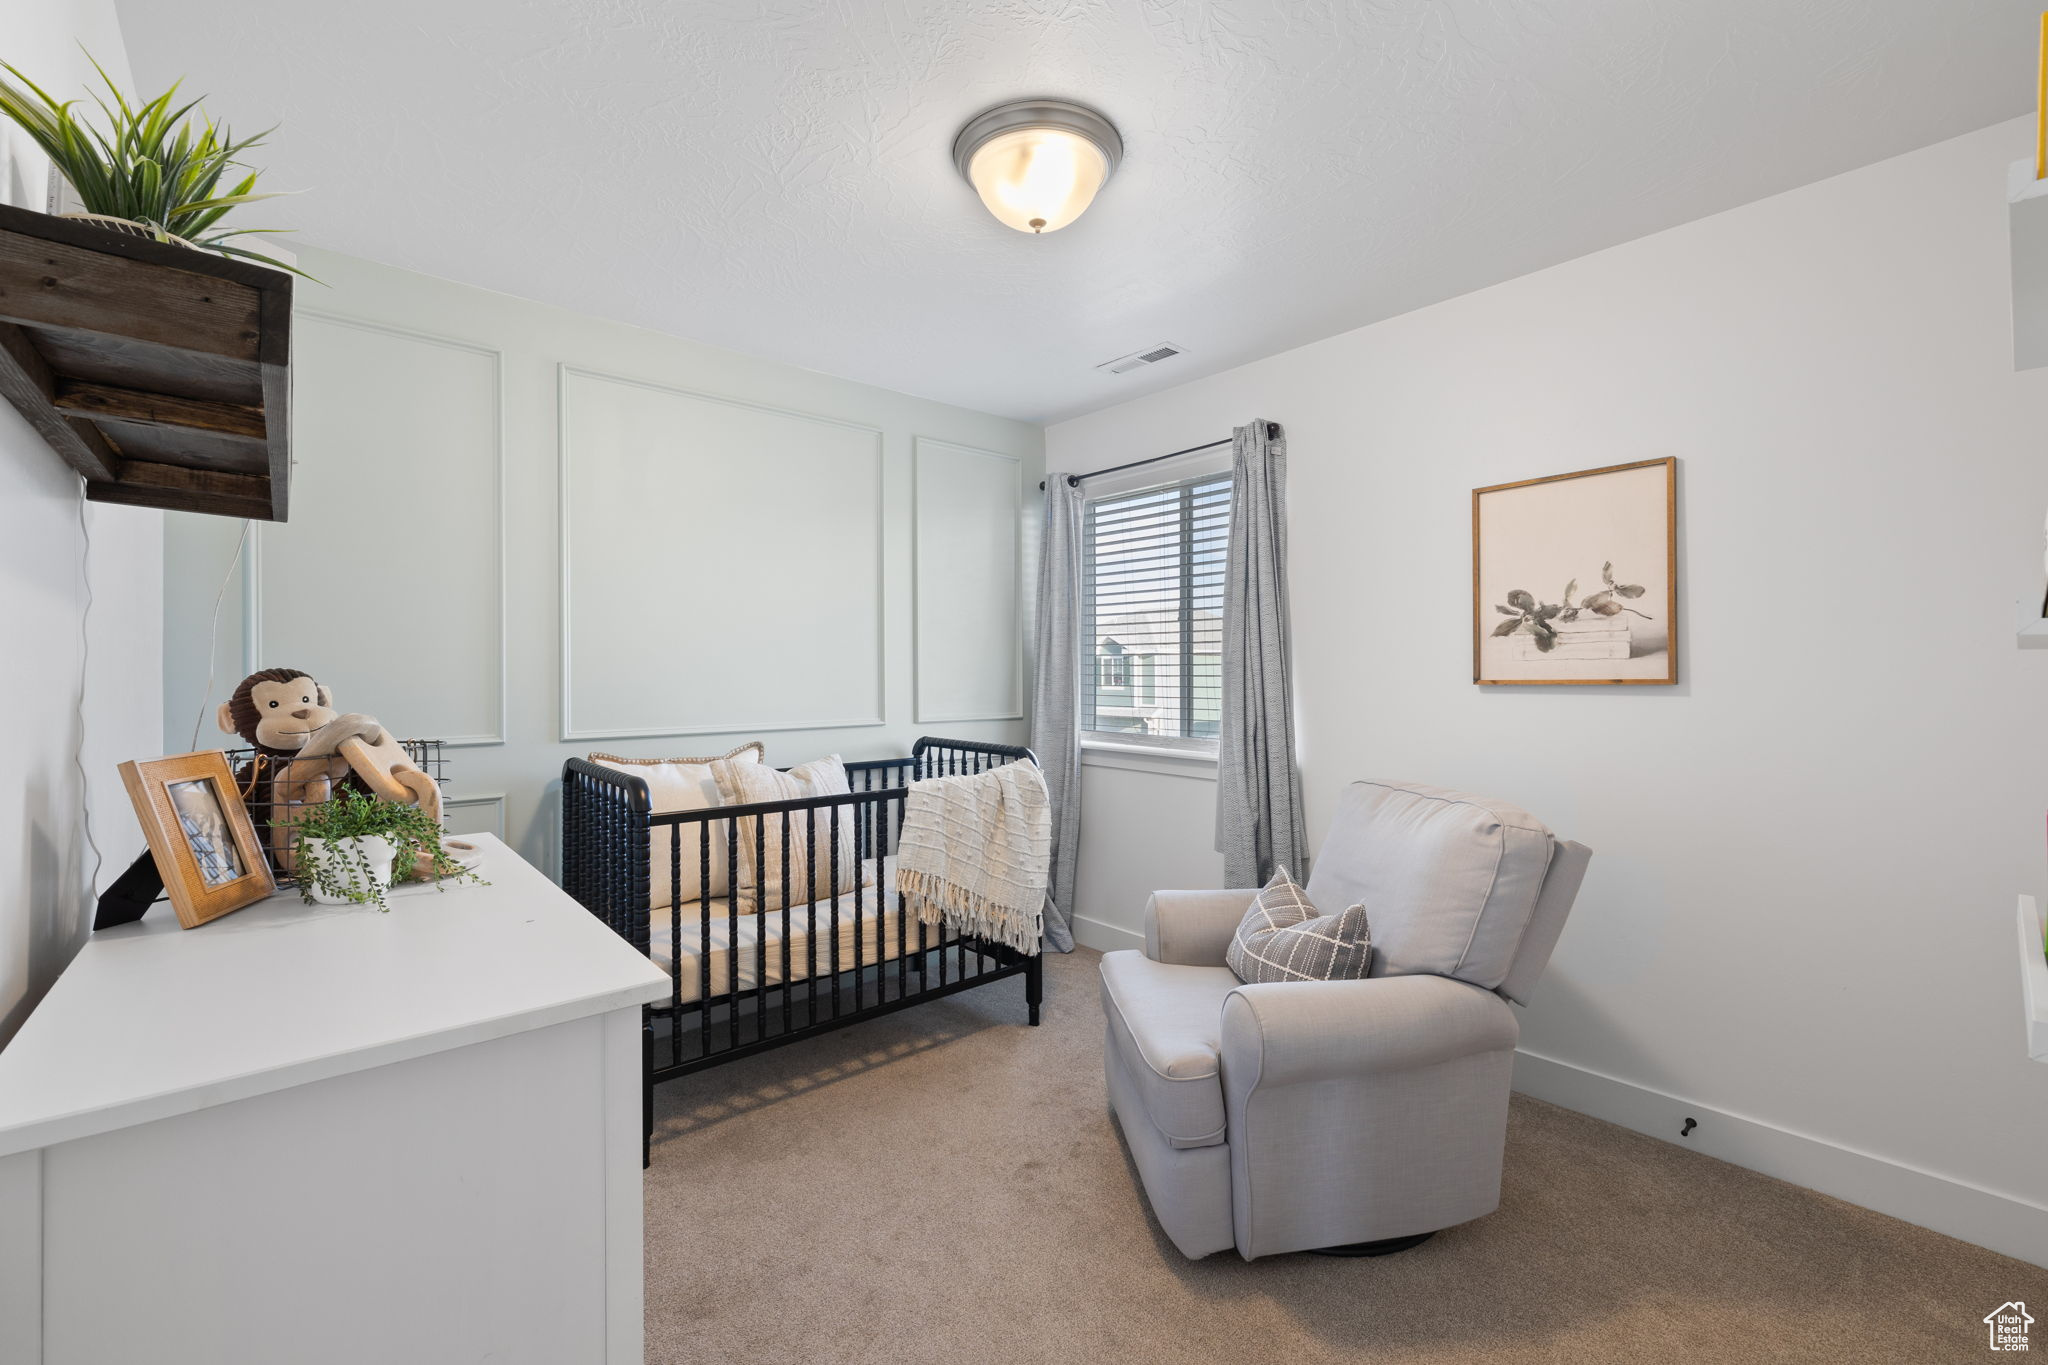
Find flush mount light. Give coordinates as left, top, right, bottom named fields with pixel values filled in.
left=952, top=99, right=1123, bottom=234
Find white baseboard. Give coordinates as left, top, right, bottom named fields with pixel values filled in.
left=1070, top=914, right=1143, bottom=954
left=1513, top=1049, right=2048, bottom=1269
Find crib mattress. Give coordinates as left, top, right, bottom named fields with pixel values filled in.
left=646, top=857, right=936, bottom=1004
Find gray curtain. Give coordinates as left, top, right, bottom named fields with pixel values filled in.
left=1030, top=476, right=1082, bottom=952
left=1215, top=420, right=1308, bottom=887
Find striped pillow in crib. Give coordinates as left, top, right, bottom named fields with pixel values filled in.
left=1225, top=867, right=1372, bottom=985
left=590, top=742, right=765, bottom=908
left=708, top=755, right=871, bottom=914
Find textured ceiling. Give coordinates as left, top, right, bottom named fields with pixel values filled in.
left=114, top=0, right=2038, bottom=422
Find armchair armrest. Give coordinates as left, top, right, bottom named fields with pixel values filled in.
left=1220, top=975, right=1518, bottom=1088
left=1144, top=889, right=1259, bottom=966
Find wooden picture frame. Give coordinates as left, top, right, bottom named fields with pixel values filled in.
left=1473, top=457, right=1678, bottom=686
left=119, top=751, right=277, bottom=928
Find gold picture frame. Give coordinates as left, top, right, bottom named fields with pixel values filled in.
left=1473, top=458, right=1678, bottom=686
left=119, top=751, right=277, bottom=928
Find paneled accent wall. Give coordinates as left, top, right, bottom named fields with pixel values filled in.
left=253, top=314, right=506, bottom=746
left=560, top=368, right=884, bottom=740
left=913, top=439, right=1023, bottom=723
left=162, top=248, right=1042, bottom=875
left=442, top=793, right=507, bottom=841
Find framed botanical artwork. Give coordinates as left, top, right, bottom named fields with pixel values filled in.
left=118, top=751, right=277, bottom=928
left=1473, top=457, right=1678, bottom=686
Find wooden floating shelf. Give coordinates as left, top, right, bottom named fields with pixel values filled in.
left=0, top=201, right=291, bottom=521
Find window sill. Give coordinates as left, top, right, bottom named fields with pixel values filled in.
left=1079, top=740, right=1219, bottom=781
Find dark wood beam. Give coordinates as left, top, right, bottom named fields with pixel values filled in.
left=0, top=321, right=122, bottom=482
left=52, top=379, right=266, bottom=442
left=0, top=224, right=262, bottom=362
left=84, top=460, right=275, bottom=520
left=86, top=481, right=271, bottom=519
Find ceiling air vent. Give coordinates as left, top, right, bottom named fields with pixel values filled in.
left=1096, top=342, right=1185, bottom=376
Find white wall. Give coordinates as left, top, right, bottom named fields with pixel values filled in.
left=1048, top=118, right=2048, bottom=1264
left=163, top=247, right=1041, bottom=871
left=0, top=5, right=162, bottom=1045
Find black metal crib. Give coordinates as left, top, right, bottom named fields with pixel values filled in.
left=561, top=737, right=1042, bottom=1160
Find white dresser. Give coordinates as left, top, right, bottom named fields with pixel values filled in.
left=0, top=835, right=669, bottom=1365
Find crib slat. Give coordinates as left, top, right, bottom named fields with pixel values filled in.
left=913, top=742, right=929, bottom=985
left=804, top=808, right=818, bottom=1028
left=668, top=833, right=682, bottom=1071
left=698, top=820, right=712, bottom=1063
left=780, top=810, right=793, bottom=1038
left=829, top=805, right=841, bottom=1022
left=895, top=790, right=908, bottom=999
left=852, top=800, right=866, bottom=1013
left=757, top=811, right=771, bottom=1045
left=728, top=819, right=741, bottom=1055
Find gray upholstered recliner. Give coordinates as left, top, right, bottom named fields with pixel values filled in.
left=1100, top=779, right=1591, bottom=1261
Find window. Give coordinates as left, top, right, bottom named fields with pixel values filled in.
left=1081, top=471, right=1231, bottom=748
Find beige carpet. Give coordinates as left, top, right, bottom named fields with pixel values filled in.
left=645, top=948, right=2044, bottom=1364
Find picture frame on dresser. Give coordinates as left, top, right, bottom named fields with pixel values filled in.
left=1473, top=457, right=1679, bottom=686
left=118, top=750, right=277, bottom=928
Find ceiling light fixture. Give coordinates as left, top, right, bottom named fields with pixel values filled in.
left=952, top=99, right=1123, bottom=234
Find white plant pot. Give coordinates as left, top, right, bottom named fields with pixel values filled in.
left=300, top=835, right=398, bottom=906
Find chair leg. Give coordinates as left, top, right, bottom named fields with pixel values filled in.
left=1308, top=1232, right=1436, bottom=1258
left=1025, top=953, right=1043, bottom=1026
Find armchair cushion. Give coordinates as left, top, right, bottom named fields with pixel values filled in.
left=1099, top=951, right=1236, bottom=1149
left=1305, top=780, right=1553, bottom=991
left=1224, top=868, right=1372, bottom=984
left=1220, top=974, right=1519, bottom=1089
left=1144, top=888, right=1260, bottom=967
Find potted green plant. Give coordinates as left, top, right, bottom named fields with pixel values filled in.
left=286, top=789, right=484, bottom=911
left=0, top=55, right=308, bottom=276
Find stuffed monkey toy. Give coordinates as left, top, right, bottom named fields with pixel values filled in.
left=220, top=667, right=443, bottom=874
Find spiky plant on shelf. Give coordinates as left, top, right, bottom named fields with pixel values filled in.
left=0, top=54, right=310, bottom=276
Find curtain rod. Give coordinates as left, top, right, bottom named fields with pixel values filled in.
left=1039, top=422, right=1280, bottom=491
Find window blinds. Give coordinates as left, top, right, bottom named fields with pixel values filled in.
left=1081, top=472, right=1232, bottom=744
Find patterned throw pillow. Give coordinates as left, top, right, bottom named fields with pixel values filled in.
left=590, top=742, right=764, bottom=907
left=1225, top=867, right=1372, bottom=985
left=708, top=754, right=871, bottom=913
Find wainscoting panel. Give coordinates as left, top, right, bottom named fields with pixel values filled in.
left=250, top=314, right=506, bottom=746
left=560, top=367, right=885, bottom=740
left=443, top=793, right=506, bottom=841
left=913, top=439, right=1022, bottom=723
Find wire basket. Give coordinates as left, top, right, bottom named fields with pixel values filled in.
left=225, top=739, right=448, bottom=887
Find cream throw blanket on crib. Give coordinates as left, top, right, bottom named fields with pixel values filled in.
left=894, top=761, right=1052, bottom=955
